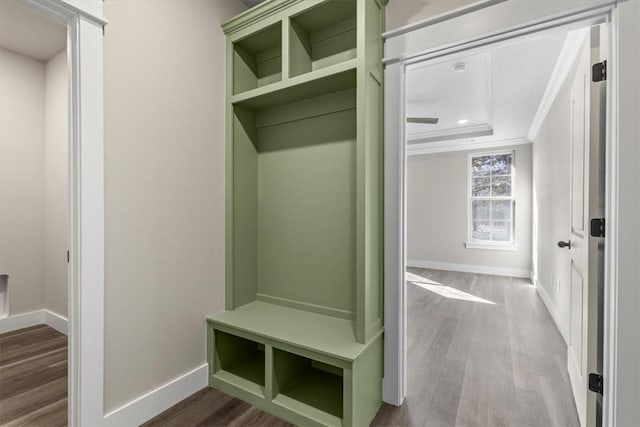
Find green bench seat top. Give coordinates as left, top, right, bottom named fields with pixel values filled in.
left=207, top=301, right=366, bottom=362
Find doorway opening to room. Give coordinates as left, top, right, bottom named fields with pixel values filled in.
left=383, top=17, right=608, bottom=427
left=0, top=0, right=70, bottom=424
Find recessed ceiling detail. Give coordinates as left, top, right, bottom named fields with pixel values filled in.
left=405, top=52, right=494, bottom=144
left=404, top=30, right=569, bottom=154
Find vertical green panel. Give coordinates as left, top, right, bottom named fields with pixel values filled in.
left=289, top=20, right=312, bottom=77
left=234, top=46, right=259, bottom=94
left=352, top=333, right=383, bottom=426
left=364, top=0, right=384, bottom=338
left=257, top=109, right=357, bottom=313
left=233, top=107, right=259, bottom=308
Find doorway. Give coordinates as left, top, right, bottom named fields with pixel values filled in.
left=0, top=1, right=69, bottom=423
left=0, top=0, right=106, bottom=425
left=385, top=6, right=610, bottom=422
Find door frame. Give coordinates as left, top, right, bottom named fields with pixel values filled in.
left=382, top=2, right=624, bottom=425
left=15, top=1, right=106, bottom=425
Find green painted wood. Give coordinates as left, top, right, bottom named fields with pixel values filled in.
left=231, top=59, right=357, bottom=110
left=218, top=0, right=386, bottom=424
left=257, top=108, right=356, bottom=314
left=352, top=333, right=383, bottom=426
left=208, top=302, right=365, bottom=362
left=232, top=106, right=259, bottom=308
left=278, top=368, right=344, bottom=418
left=214, top=330, right=266, bottom=387
left=233, top=22, right=282, bottom=94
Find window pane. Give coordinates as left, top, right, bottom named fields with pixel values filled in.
left=492, top=153, right=513, bottom=175
left=491, top=200, right=512, bottom=220
left=491, top=176, right=512, bottom=197
left=472, top=177, right=490, bottom=197
left=490, top=221, right=512, bottom=242
left=472, top=200, right=490, bottom=220
left=472, top=221, right=491, bottom=241
left=472, top=155, right=492, bottom=176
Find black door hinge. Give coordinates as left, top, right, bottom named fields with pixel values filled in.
left=592, top=60, right=607, bottom=82
left=589, top=373, right=603, bottom=394
left=590, top=218, right=606, bottom=238
left=67, top=250, right=70, bottom=263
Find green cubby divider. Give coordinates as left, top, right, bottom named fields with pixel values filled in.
left=273, top=349, right=344, bottom=420
left=214, top=330, right=266, bottom=387
left=233, top=21, right=283, bottom=94
left=289, top=0, right=357, bottom=78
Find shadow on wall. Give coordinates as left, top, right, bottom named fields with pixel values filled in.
left=386, top=0, right=479, bottom=30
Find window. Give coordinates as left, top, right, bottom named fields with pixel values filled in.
left=468, top=151, right=515, bottom=248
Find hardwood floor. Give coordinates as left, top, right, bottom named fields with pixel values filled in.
left=149, top=269, right=579, bottom=427
left=0, top=324, right=67, bottom=427
left=372, top=268, right=579, bottom=427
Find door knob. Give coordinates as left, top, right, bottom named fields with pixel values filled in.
left=557, top=240, right=571, bottom=249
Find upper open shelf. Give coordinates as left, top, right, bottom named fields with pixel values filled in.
left=231, top=59, right=356, bottom=110
left=289, top=0, right=357, bottom=78
left=233, top=21, right=283, bottom=95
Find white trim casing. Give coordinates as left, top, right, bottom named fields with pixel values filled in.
left=464, top=241, right=517, bottom=251
left=407, top=259, right=531, bottom=279
left=383, top=61, right=406, bottom=406
left=104, top=364, right=208, bottom=427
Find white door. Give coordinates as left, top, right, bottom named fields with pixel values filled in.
left=565, top=25, right=606, bottom=427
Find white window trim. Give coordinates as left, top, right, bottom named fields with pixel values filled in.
left=466, top=149, right=516, bottom=250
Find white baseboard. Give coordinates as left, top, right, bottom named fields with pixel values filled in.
left=534, top=279, right=569, bottom=344
left=104, top=363, right=208, bottom=427
left=44, top=310, right=68, bottom=335
left=407, top=259, right=532, bottom=279
left=0, top=309, right=68, bottom=335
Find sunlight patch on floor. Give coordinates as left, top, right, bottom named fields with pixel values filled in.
left=406, top=272, right=497, bottom=305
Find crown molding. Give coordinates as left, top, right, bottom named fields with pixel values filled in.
left=527, top=28, right=589, bottom=141
left=407, top=137, right=531, bottom=156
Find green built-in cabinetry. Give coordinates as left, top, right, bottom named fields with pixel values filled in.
left=207, top=0, right=386, bottom=425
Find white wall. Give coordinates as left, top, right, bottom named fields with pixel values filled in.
left=44, top=50, right=68, bottom=318
left=532, top=37, right=587, bottom=341
left=0, top=47, right=68, bottom=320
left=0, top=48, right=46, bottom=315
left=103, top=0, right=246, bottom=413
left=386, top=0, right=479, bottom=30
left=406, top=144, right=532, bottom=273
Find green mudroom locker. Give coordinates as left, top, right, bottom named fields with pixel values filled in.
left=206, top=0, right=386, bottom=425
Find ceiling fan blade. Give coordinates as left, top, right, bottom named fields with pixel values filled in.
left=407, top=117, right=439, bottom=124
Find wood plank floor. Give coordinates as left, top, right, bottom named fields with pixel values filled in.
left=0, top=324, right=67, bottom=427
left=148, top=269, right=579, bottom=427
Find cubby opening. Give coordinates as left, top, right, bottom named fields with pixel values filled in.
left=233, top=22, right=282, bottom=94
left=231, top=88, right=358, bottom=317
left=214, top=330, right=265, bottom=387
left=273, top=349, right=344, bottom=419
left=289, top=0, right=357, bottom=77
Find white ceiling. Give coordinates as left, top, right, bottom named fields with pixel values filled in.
left=0, top=0, right=66, bottom=62
left=405, top=30, right=569, bottom=147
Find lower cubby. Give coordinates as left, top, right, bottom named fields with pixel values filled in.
left=213, top=330, right=265, bottom=392
left=273, top=349, right=343, bottom=421
left=207, top=305, right=383, bottom=426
